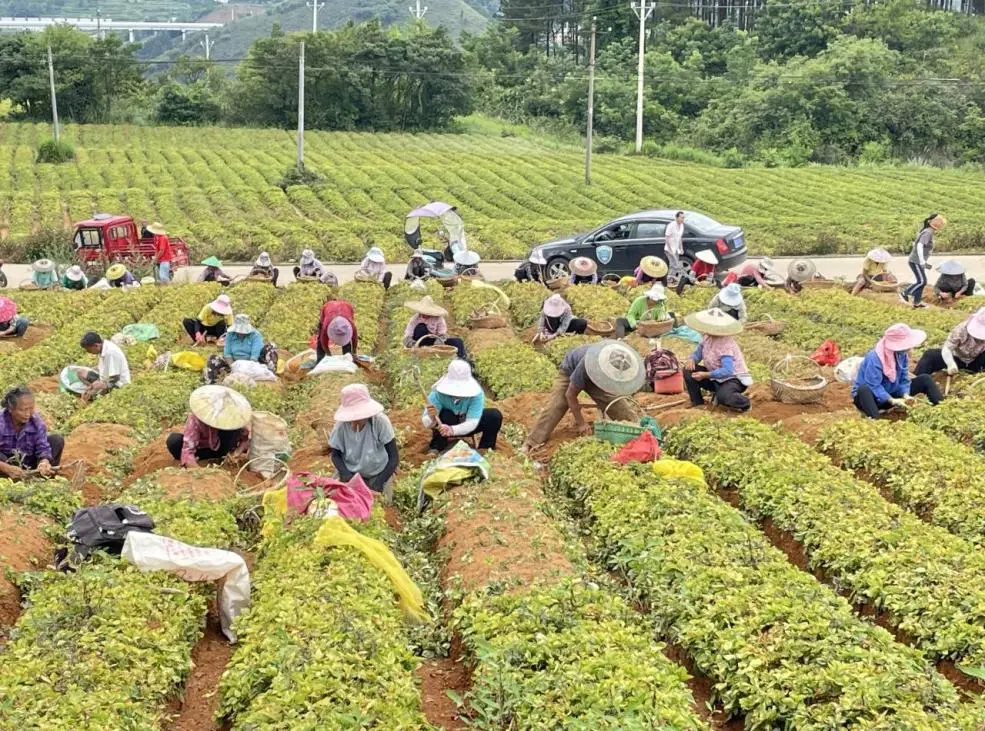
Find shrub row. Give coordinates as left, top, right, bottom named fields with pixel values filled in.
left=550, top=438, right=964, bottom=728
left=666, top=416, right=985, bottom=668
left=909, top=397, right=985, bottom=453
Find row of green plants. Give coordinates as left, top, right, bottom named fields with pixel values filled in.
left=257, top=282, right=333, bottom=353
left=471, top=342, right=555, bottom=399
left=217, top=516, right=429, bottom=729
left=5, top=287, right=112, bottom=329
left=666, top=417, right=985, bottom=670
left=550, top=438, right=967, bottom=728
left=0, top=470, right=242, bottom=728
left=396, top=452, right=706, bottom=729
left=909, top=398, right=985, bottom=453
left=0, top=287, right=161, bottom=394
left=819, top=418, right=985, bottom=547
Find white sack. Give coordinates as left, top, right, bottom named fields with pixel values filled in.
left=122, top=531, right=250, bottom=642
left=230, top=359, right=277, bottom=381
left=249, top=411, right=291, bottom=479
left=308, top=352, right=357, bottom=376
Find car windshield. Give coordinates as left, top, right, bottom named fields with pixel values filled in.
left=684, top=212, right=732, bottom=235
left=74, top=229, right=101, bottom=249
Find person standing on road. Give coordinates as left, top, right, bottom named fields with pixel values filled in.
left=520, top=340, right=644, bottom=452
left=915, top=307, right=985, bottom=377
left=148, top=222, right=172, bottom=283
left=852, top=323, right=942, bottom=418
left=664, top=211, right=685, bottom=280
left=901, top=213, right=946, bottom=309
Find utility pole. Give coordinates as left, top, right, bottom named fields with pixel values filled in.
left=409, top=0, right=428, bottom=19
left=584, top=18, right=596, bottom=186
left=47, top=45, right=60, bottom=143
left=631, top=0, right=655, bottom=153
left=200, top=33, right=214, bottom=60
left=306, top=0, right=324, bottom=32
left=296, top=41, right=305, bottom=169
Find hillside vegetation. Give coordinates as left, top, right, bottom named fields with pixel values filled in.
left=1, top=119, right=983, bottom=262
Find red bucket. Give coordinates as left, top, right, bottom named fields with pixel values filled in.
left=653, top=369, right=683, bottom=395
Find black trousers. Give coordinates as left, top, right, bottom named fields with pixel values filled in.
left=915, top=348, right=985, bottom=376
left=938, top=278, right=976, bottom=297
left=904, top=262, right=928, bottom=305
left=183, top=318, right=227, bottom=341
left=381, top=271, right=393, bottom=289
left=852, top=374, right=943, bottom=419
left=684, top=367, right=750, bottom=411
left=412, top=323, right=466, bottom=359
left=167, top=429, right=240, bottom=462
left=429, top=407, right=502, bottom=451
left=1, top=434, right=64, bottom=469
left=545, top=318, right=588, bottom=337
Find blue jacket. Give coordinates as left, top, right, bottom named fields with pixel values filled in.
left=224, top=330, right=264, bottom=361
left=852, top=349, right=910, bottom=403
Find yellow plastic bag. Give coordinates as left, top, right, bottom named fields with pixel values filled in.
left=260, top=486, right=289, bottom=538
left=651, top=458, right=705, bottom=483
left=314, top=516, right=426, bottom=621
left=171, top=351, right=207, bottom=371
left=144, top=345, right=158, bottom=370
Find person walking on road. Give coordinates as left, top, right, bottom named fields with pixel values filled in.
left=901, top=213, right=946, bottom=308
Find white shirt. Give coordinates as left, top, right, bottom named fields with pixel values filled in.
left=665, top=220, right=685, bottom=256
left=99, top=340, right=131, bottom=386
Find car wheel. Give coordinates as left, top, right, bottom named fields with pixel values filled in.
left=546, top=257, right=570, bottom=280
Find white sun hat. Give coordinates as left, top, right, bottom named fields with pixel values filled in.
left=434, top=359, right=482, bottom=398
left=366, top=247, right=386, bottom=263
left=584, top=340, right=645, bottom=395
left=718, top=283, right=744, bottom=308
left=695, top=249, right=719, bottom=265
left=643, top=283, right=667, bottom=301
left=454, top=250, right=481, bottom=267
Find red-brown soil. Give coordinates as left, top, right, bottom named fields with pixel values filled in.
left=152, top=467, right=238, bottom=502
left=1, top=323, right=52, bottom=351
left=437, top=456, right=572, bottom=594
left=416, top=658, right=470, bottom=730
left=129, top=432, right=181, bottom=482
left=0, top=510, right=52, bottom=632
left=61, top=423, right=138, bottom=504
left=26, top=375, right=60, bottom=394
left=463, top=327, right=515, bottom=351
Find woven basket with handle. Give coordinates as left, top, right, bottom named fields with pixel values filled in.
left=405, top=335, right=458, bottom=359
left=636, top=319, right=674, bottom=338
left=546, top=277, right=569, bottom=291
left=800, top=278, right=838, bottom=290
left=587, top=319, right=615, bottom=336
left=870, top=279, right=899, bottom=293
left=770, top=355, right=828, bottom=404
left=746, top=314, right=787, bottom=337
left=469, top=302, right=509, bottom=329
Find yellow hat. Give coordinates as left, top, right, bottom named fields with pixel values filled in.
left=640, top=256, right=668, bottom=279
left=188, top=385, right=252, bottom=430
left=106, top=263, right=127, bottom=280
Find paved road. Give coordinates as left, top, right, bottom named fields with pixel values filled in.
left=1, top=254, right=982, bottom=287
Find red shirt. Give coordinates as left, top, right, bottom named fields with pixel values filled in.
left=154, top=234, right=173, bottom=263
left=693, top=260, right=716, bottom=279
left=318, top=300, right=358, bottom=353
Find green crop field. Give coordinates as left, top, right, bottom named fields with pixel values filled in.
left=2, top=120, right=984, bottom=262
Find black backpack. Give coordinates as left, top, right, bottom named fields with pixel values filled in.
left=55, top=504, right=155, bottom=570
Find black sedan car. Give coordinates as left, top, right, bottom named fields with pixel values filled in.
left=526, top=210, right=747, bottom=279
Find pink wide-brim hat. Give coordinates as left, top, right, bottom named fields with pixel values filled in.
left=543, top=294, right=567, bottom=318
left=968, top=308, right=985, bottom=341
left=210, top=294, right=233, bottom=315
left=334, top=384, right=384, bottom=422
left=0, top=297, right=16, bottom=322
left=328, top=316, right=353, bottom=346
left=882, top=323, right=926, bottom=351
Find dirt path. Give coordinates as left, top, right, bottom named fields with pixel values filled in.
left=165, top=606, right=234, bottom=731
left=0, top=510, right=52, bottom=634
left=416, top=658, right=469, bottom=731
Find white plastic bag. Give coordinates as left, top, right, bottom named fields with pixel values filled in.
left=122, top=531, right=250, bottom=642
left=229, top=359, right=277, bottom=382
left=835, top=356, right=864, bottom=384
left=308, top=352, right=357, bottom=376
left=249, top=411, right=291, bottom=479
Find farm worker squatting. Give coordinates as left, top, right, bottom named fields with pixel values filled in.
left=250, top=251, right=280, bottom=285
left=330, top=384, right=399, bottom=502
left=708, top=283, right=747, bottom=322
left=199, top=256, right=233, bottom=285
left=851, top=248, right=895, bottom=296
left=634, top=255, right=668, bottom=286
left=615, top=284, right=672, bottom=338
left=683, top=308, right=753, bottom=412
left=915, top=307, right=985, bottom=377
left=61, top=265, right=88, bottom=290
left=295, top=249, right=338, bottom=285
left=205, top=315, right=278, bottom=384
left=355, top=247, right=393, bottom=289
left=79, top=331, right=132, bottom=403
left=534, top=294, right=587, bottom=342
left=106, top=263, right=139, bottom=288
left=185, top=294, right=233, bottom=344
left=167, top=385, right=252, bottom=467
left=31, top=259, right=58, bottom=289
left=934, top=259, right=975, bottom=302
left=852, top=323, right=943, bottom=419
left=0, top=385, right=62, bottom=479
left=402, top=296, right=468, bottom=361
left=423, top=359, right=502, bottom=454
left=0, top=297, right=29, bottom=338
left=521, top=340, right=644, bottom=452
left=568, top=257, right=599, bottom=285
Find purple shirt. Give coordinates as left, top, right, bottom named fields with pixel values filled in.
left=0, top=411, right=52, bottom=462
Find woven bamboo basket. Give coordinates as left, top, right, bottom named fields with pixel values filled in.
left=587, top=319, right=615, bottom=336
left=353, top=272, right=382, bottom=285
left=594, top=397, right=660, bottom=445
left=546, top=277, right=569, bottom=291
left=437, top=275, right=459, bottom=289
left=870, top=279, right=900, bottom=293
left=469, top=302, right=509, bottom=329
left=601, top=273, right=622, bottom=288
left=295, top=275, right=323, bottom=284
left=763, top=272, right=786, bottom=288
left=746, top=314, right=787, bottom=337
left=770, top=355, right=828, bottom=404
left=405, top=335, right=458, bottom=359
left=636, top=319, right=674, bottom=338
left=800, top=278, right=838, bottom=290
